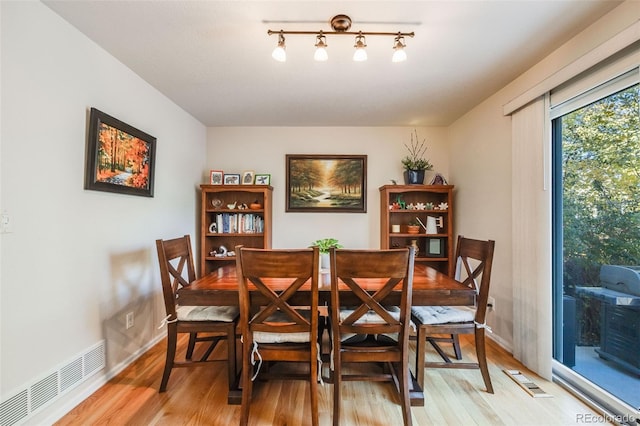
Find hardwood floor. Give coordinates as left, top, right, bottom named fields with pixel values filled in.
left=55, top=334, right=604, bottom=425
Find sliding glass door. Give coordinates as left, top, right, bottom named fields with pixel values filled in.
left=551, top=70, right=639, bottom=416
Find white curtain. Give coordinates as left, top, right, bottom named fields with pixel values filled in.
left=511, top=96, right=553, bottom=379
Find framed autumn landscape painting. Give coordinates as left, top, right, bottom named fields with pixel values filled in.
left=286, top=154, right=367, bottom=213
left=85, top=108, right=156, bottom=197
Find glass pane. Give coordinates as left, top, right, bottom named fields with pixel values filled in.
left=553, top=83, right=640, bottom=409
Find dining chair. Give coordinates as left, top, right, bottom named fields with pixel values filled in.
left=155, top=235, right=239, bottom=392
left=235, top=245, right=320, bottom=426
left=411, top=235, right=495, bottom=393
left=329, top=247, right=415, bottom=426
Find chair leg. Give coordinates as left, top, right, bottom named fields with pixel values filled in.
left=475, top=327, right=494, bottom=394
left=451, top=334, right=463, bottom=360
left=226, top=325, right=237, bottom=391
left=186, top=332, right=197, bottom=360
left=415, top=326, right=426, bottom=390
left=332, top=355, right=341, bottom=426
left=160, top=325, right=177, bottom=392
left=310, top=345, right=319, bottom=426
left=240, top=338, right=253, bottom=426
left=398, top=359, right=412, bottom=426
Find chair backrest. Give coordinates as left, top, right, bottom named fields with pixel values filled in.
left=329, top=248, right=414, bottom=344
left=235, top=246, right=320, bottom=338
left=454, top=236, right=495, bottom=324
left=156, top=235, right=196, bottom=318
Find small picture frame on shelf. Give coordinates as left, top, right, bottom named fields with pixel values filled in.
left=223, top=173, right=240, bottom=185
left=210, top=170, right=223, bottom=185
left=241, top=170, right=255, bottom=185
left=429, top=173, right=448, bottom=185
left=254, top=174, right=271, bottom=185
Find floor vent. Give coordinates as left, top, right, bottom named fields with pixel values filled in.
left=84, top=344, right=105, bottom=377
left=0, top=340, right=105, bottom=426
left=504, top=369, right=553, bottom=397
left=0, top=390, right=28, bottom=426
left=29, top=373, right=58, bottom=412
left=60, top=358, right=83, bottom=393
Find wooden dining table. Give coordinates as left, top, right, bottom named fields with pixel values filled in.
left=177, top=263, right=475, bottom=406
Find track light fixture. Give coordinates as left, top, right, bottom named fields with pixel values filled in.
left=271, top=31, right=286, bottom=62
left=392, top=34, right=407, bottom=63
left=314, top=31, right=328, bottom=61
left=353, top=32, right=367, bottom=62
left=268, top=14, right=414, bottom=63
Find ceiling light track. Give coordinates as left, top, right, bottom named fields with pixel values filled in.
left=267, top=29, right=415, bottom=37
left=267, top=14, right=415, bottom=63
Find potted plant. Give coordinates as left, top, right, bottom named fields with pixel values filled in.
left=311, top=238, right=343, bottom=269
left=406, top=219, right=421, bottom=234
left=401, top=129, right=433, bottom=185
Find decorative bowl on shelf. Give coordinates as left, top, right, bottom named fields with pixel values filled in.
left=211, top=198, right=223, bottom=209
left=249, top=203, right=262, bottom=210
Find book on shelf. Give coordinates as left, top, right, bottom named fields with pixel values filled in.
left=213, top=213, right=263, bottom=234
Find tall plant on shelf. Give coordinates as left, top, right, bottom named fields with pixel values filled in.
left=401, top=129, right=433, bottom=184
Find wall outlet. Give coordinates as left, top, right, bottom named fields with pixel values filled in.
left=0, top=210, right=13, bottom=233
left=126, top=312, right=134, bottom=329
left=487, top=296, right=496, bottom=312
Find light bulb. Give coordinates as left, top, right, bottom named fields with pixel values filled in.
left=392, top=35, right=407, bottom=63
left=392, top=49, right=407, bottom=63
left=314, top=34, right=328, bottom=61
left=272, top=46, right=286, bottom=62
left=353, top=34, right=367, bottom=62
left=272, top=32, right=286, bottom=62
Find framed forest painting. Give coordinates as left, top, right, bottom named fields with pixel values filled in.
left=286, top=154, right=367, bottom=213
left=85, top=108, right=156, bottom=197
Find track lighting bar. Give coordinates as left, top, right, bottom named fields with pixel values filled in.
left=267, top=14, right=415, bottom=63
left=267, top=29, right=415, bottom=37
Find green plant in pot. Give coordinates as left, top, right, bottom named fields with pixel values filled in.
left=401, top=129, right=433, bottom=185
left=311, top=238, right=343, bottom=269
left=406, top=219, right=421, bottom=234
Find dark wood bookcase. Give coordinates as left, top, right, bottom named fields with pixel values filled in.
left=379, top=184, right=455, bottom=276
left=199, top=185, right=272, bottom=276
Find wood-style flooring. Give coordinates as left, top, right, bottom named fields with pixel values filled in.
left=55, top=333, right=605, bottom=425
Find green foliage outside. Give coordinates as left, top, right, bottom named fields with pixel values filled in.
left=560, top=84, right=639, bottom=344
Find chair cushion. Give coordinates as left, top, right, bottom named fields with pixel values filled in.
left=176, top=305, right=238, bottom=322
left=411, top=305, right=475, bottom=325
left=253, top=310, right=311, bottom=344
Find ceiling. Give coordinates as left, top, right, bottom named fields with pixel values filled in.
left=43, top=1, right=622, bottom=127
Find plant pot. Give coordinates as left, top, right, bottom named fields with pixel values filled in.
left=320, top=252, right=330, bottom=270
left=404, top=169, right=425, bottom=185
left=406, top=225, right=420, bottom=234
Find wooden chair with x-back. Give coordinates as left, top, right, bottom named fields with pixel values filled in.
left=155, top=235, right=239, bottom=392
left=329, top=247, right=415, bottom=426
left=411, top=235, right=496, bottom=393
left=235, top=245, right=320, bottom=426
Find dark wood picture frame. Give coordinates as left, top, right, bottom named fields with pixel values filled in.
left=85, top=108, right=156, bottom=197
left=286, top=154, right=367, bottom=213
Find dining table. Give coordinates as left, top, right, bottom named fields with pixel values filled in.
left=177, top=263, right=475, bottom=406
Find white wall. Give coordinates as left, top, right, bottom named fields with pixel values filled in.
left=448, top=0, right=639, bottom=349
left=206, top=127, right=449, bottom=250
left=0, top=2, right=206, bottom=423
